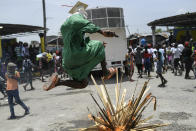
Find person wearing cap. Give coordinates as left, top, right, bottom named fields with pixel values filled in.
left=140, top=38, right=147, bottom=47
left=6, top=62, right=29, bottom=119
left=182, top=41, right=193, bottom=79
left=43, top=1, right=118, bottom=90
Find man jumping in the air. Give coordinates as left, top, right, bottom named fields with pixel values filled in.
left=43, top=1, right=118, bottom=90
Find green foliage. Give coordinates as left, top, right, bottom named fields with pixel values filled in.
left=155, top=28, right=162, bottom=33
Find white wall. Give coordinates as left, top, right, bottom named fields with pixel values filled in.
left=88, top=27, right=127, bottom=68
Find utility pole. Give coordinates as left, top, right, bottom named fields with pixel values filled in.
left=125, top=25, right=131, bottom=36
left=42, top=0, right=47, bottom=47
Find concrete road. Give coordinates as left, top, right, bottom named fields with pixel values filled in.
left=0, top=70, right=196, bottom=131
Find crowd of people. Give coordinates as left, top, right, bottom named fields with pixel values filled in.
left=0, top=33, right=196, bottom=119
left=125, top=34, right=196, bottom=87
left=0, top=42, right=64, bottom=119
left=0, top=41, right=63, bottom=96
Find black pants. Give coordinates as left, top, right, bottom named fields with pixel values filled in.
left=136, top=64, right=143, bottom=74
left=24, top=70, right=33, bottom=88
left=0, top=81, right=6, bottom=96
left=174, top=58, right=180, bottom=70
left=0, top=85, right=6, bottom=96
left=185, top=62, right=191, bottom=78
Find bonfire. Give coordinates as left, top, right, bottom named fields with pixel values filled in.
left=80, top=70, right=168, bottom=131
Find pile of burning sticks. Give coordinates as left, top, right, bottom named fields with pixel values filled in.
left=80, top=71, right=168, bottom=131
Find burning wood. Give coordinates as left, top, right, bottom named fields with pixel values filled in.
left=80, top=70, right=168, bottom=131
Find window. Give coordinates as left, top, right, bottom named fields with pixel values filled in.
left=107, top=8, right=120, bottom=17
left=92, top=19, right=107, bottom=28
left=92, top=8, right=107, bottom=19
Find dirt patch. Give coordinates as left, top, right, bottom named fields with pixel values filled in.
left=161, top=122, right=196, bottom=131
left=159, top=112, right=192, bottom=121
left=25, top=128, right=34, bottom=131
left=183, top=89, right=194, bottom=92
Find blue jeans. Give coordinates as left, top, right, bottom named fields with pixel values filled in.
left=144, top=58, right=150, bottom=75
left=7, top=89, right=28, bottom=117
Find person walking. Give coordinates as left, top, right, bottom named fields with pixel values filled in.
left=14, top=42, right=22, bottom=70
left=6, top=62, right=29, bottom=120
left=173, top=44, right=181, bottom=76
left=192, top=50, right=196, bottom=78
left=125, top=48, right=135, bottom=81
left=23, top=56, right=35, bottom=91
left=135, top=46, right=143, bottom=78
left=0, top=75, right=7, bottom=98
left=182, top=42, right=193, bottom=79
left=143, top=46, right=151, bottom=77
left=156, top=45, right=167, bottom=87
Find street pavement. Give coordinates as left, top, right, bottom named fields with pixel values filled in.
left=0, top=70, right=196, bottom=131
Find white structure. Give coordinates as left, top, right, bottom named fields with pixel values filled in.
left=86, top=7, right=127, bottom=71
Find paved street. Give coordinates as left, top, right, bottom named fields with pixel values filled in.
left=0, top=70, right=196, bottom=131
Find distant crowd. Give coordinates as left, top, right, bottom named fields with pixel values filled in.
left=124, top=32, right=196, bottom=87
left=0, top=41, right=63, bottom=97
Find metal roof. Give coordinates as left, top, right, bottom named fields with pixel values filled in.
left=47, top=36, right=63, bottom=45
left=148, top=12, right=196, bottom=27
left=0, top=23, right=45, bottom=38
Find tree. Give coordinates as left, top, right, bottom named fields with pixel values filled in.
left=155, top=28, right=162, bottom=33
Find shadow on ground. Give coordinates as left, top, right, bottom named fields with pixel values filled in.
left=49, top=90, right=91, bottom=97
left=48, top=119, right=94, bottom=131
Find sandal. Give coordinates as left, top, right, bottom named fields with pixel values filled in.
left=43, top=73, right=59, bottom=91
left=103, top=67, right=117, bottom=80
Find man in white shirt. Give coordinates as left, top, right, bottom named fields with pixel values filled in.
left=170, top=43, right=175, bottom=73
left=178, top=43, right=184, bottom=52
left=173, top=44, right=181, bottom=75
left=178, top=43, right=184, bottom=71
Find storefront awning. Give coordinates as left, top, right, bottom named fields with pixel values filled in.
left=148, top=12, right=196, bottom=27
left=0, top=23, right=45, bottom=38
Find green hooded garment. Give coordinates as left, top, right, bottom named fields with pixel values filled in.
left=60, top=14, right=105, bottom=81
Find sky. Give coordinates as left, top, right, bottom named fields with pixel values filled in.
left=0, top=0, right=196, bottom=42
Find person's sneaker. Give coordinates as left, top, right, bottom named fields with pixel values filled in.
left=30, top=87, right=35, bottom=90
left=24, top=106, right=30, bottom=116
left=158, top=84, right=165, bottom=87
left=185, top=76, right=191, bottom=79
left=7, top=116, right=16, bottom=120
left=164, top=80, right=168, bottom=85
left=24, top=110, right=30, bottom=115
left=130, top=79, right=135, bottom=82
